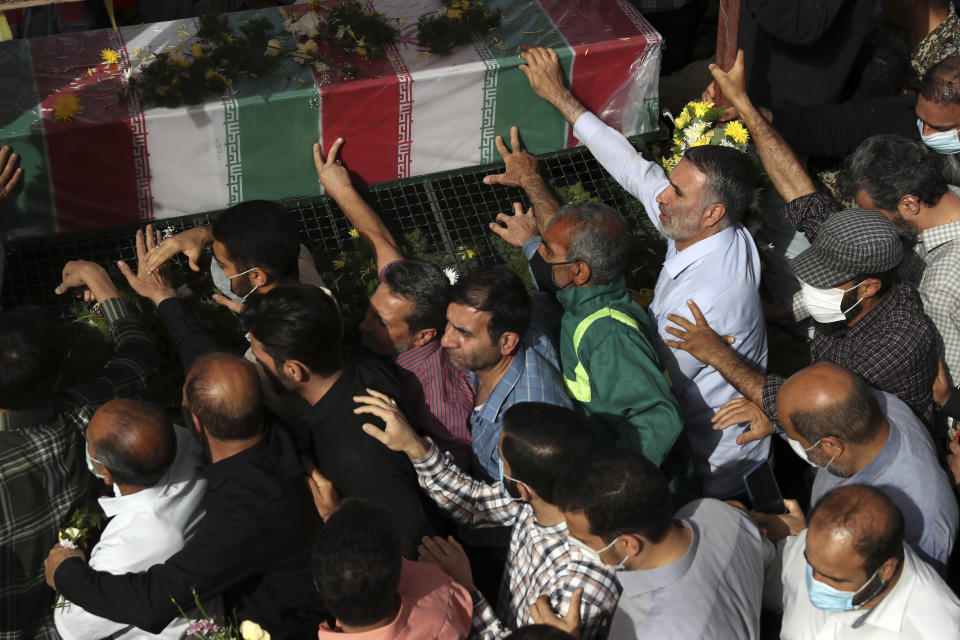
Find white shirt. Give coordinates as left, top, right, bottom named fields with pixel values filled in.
left=572, top=112, right=769, bottom=497
left=607, top=499, right=764, bottom=640
left=778, top=530, right=960, bottom=639
left=55, top=427, right=207, bottom=640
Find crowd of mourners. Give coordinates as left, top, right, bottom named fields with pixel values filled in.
left=8, top=1, right=960, bottom=639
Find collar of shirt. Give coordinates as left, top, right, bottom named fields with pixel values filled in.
left=304, top=360, right=356, bottom=424
left=201, top=425, right=272, bottom=491
left=662, top=226, right=737, bottom=279
left=394, top=339, right=442, bottom=372
left=556, top=276, right=630, bottom=315
left=0, top=406, right=57, bottom=431
left=919, top=220, right=960, bottom=254
left=836, top=417, right=900, bottom=487
left=848, top=546, right=916, bottom=633
left=615, top=519, right=698, bottom=595
left=469, top=345, right=527, bottom=424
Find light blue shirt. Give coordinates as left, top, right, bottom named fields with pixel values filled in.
left=572, top=112, right=769, bottom=497
left=811, top=390, right=959, bottom=575
left=608, top=499, right=764, bottom=640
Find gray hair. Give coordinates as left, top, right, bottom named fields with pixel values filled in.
left=554, top=202, right=628, bottom=285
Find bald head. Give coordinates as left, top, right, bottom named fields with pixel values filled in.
left=184, top=353, right=263, bottom=441
left=87, top=399, right=176, bottom=488
left=808, top=485, right=905, bottom=576
left=777, top=363, right=883, bottom=445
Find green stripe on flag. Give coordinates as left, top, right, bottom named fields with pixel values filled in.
left=236, top=88, right=320, bottom=202
left=473, top=0, right=573, bottom=160
left=0, top=39, right=56, bottom=236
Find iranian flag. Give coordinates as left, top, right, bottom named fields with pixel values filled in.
left=0, top=0, right=660, bottom=237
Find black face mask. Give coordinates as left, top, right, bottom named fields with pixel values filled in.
left=529, top=251, right=577, bottom=294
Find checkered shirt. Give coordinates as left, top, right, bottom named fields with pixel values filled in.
left=918, top=221, right=960, bottom=381
left=412, top=442, right=620, bottom=640
left=0, top=298, right=157, bottom=640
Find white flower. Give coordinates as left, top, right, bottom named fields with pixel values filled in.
left=291, top=11, right=322, bottom=38
left=683, top=120, right=708, bottom=145
left=444, top=267, right=459, bottom=285
left=264, top=39, right=282, bottom=57
left=59, top=527, right=81, bottom=543
left=240, top=620, right=271, bottom=640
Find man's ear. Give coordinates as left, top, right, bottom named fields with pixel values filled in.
left=285, top=359, right=311, bottom=383
left=702, top=202, right=727, bottom=229
left=820, top=436, right=845, bottom=460
left=856, top=278, right=884, bottom=300
left=249, top=267, right=271, bottom=287
left=571, top=261, right=592, bottom=287
left=897, top=194, right=921, bottom=218
left=618, top=533, right=645, bottom=559
left=499, top=331, right=521, bottom=357
left=410, top=327, right=437, bottom=349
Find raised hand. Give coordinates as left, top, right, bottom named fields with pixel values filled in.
left=518, top=46, right=587, bottom=124
left=303, top=457, right=339, bottom=521
left=55, top=260, right=120, bottom=303
left=530, top=588, right=583, bottom=639
left=712, top=397, right=774, bottom=445
left=418, top=536, right=476, bottom=591
left=354, top=388, right=428, bottom=459
left=144, top=226, right=212, bottom=274
left=663, top=299, right=735, bottom=365
left=489, top=201, right=539, bottom=247
left=708, top=49, right=750, bottom=113
left=117, top=225, right=176, bottom=306
left=483, top=126, right=541, bottom=188
left=0, top=146, right=23, bottom=213
left=749, top=499, right=806, bottom=543
left=313, top=137, right=353, bottom=195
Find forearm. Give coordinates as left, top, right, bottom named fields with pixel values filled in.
left=470, top=592, right=510, bottom=640
left=739, top=103, right=815, bottom=203
left=157, top=297, right=220, bottom=371
left=519, top=175, right=560, bottom=233
left=326, top=185, right=403, bottom=270
left=709, top=347, right=766, bottom=407
left=545, top=88, right=588, bottom=126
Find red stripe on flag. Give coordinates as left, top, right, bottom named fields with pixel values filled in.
left=28, top=30, right=142, bottom=232
left=4, top=9, right=24, bottom=25
left=538, top=0, right=661, bottom=146
left=58, top=3, right=85, bottom=23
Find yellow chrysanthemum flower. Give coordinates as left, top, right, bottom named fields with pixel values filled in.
left=348, top=228, right=360, bottom=239
left=724, top=120, right=750, bottom=145
left=53, top=94, right=84, bottom=122
left=100, top=48, right=120, bottom=65
left=693, top=101, right=714, bottom=118
left=169, top=56, right=190, bottom=69
left=674, top=110, right=690, bottom=129
left=192, top=43, right=205, bottom=58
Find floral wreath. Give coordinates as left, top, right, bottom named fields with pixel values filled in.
left=660, top=100, right=750, bottom=173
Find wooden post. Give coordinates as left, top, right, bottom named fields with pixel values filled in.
left=714, top=0, right=741, bottom=108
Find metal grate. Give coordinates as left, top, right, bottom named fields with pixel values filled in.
left=1, top=138, right=666, bottom=319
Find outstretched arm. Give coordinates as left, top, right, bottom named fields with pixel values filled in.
left=708, top=50, right=816, bottom=204
left=313, top=139, right=404, bottom=272
left=483, top=126, right=560, bottom=234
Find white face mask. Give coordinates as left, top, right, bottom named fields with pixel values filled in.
left=210, top=260, right=259, bottom=304
left=800, top=279, right=868, bottom=324
left=567, top=535, right=629, bottom=569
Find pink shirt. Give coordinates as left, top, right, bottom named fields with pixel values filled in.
left=317, top=559, right=471, bottom=640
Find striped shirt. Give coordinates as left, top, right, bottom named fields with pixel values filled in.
left=0, top=298, right=157, bottom=640
left=394, top=340, right=474, bottom=468
left=412, top=442, right=620, bottom=640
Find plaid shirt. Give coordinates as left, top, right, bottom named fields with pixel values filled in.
left=763, top=194, right=939, bottom=423
left=412, top=443, right=619, bottom=640
left=0, top=298, right=157, bottom=640
left=918, top=221, right=960, bottom=381
left=468, top=333, right=571, bottom=483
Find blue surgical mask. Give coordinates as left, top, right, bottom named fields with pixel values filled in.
left=918, top=118, right=960, bottom=155
left=805, top=563, right=883, bottom=612
left=210, top=260, right=259, bottom=304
